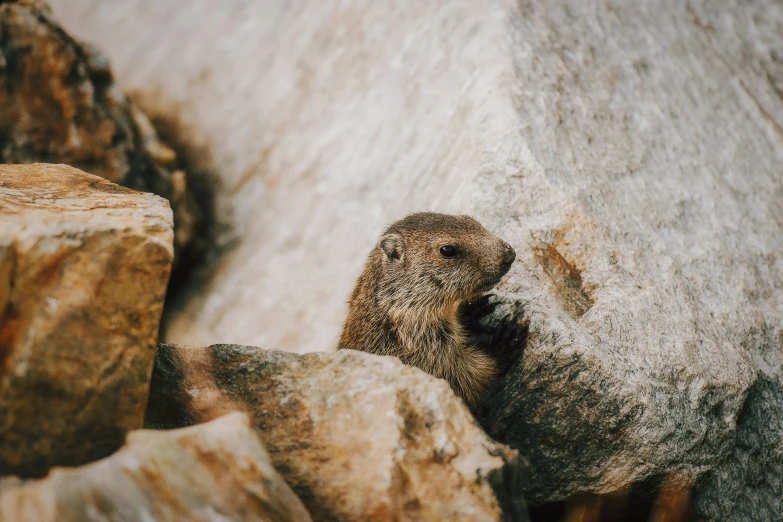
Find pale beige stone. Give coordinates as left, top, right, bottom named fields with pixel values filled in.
left=0, top=412, right=312, bottom=522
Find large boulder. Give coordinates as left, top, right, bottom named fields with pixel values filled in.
left=0, top=412, right=312, bottom=522
left=51, top=0, right=783, bottom=517
left=147, top=344, right=528, bottom=522
left=0, top=163, right=173, bottom=477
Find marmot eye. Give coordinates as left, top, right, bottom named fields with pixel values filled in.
left=439, top=245, right=458, bottom=258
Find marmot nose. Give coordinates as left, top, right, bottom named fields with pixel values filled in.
left=500, top=241, right=516, bottom=269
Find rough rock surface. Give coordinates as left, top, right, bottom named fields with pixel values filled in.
left=0, top=163, right=173, bottom=477
left=691, top=375, right=783, bottom=521
left=147, top=344, right=528, bottom=522
left=0, top=0, right=203, bottom=262
left=0, top=412, right=312, bottom=522
left=52, top=0, right=783, bottom=517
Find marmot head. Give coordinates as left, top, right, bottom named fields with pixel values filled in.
left=375, top=212, right=516, bottom=313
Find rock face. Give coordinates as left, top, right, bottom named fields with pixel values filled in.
left=0, top=0, right=204, bottom=264
left=50, top=0, right=783, bottom=518
left=147, top=344, right=528, bottom=522
left=0, top=412, right=312, bottom=522
left=0, top=163, right=173, bottom=477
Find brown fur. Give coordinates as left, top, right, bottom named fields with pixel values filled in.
left=338, top=213, right=516, bottom=405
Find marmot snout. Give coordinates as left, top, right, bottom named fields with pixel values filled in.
left=338, top=212, right=527, bottom=406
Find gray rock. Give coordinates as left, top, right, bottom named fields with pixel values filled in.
left=50, top=0, right=783, bottom=517
left=692, top=375, right=783, bottom=521
left=0, top=412, right=312, bottom=522
left=147, top=344, right=528, bottom=522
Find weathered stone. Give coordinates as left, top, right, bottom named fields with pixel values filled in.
left=147, top=344, right=528, bottom=522
left=0, top=0, right=204, bottom=264
left=692, top=375, right=783, bottom=521
left=52, top=0, right=783, bottom=518
left=0, top=412, right=312, bottom=522
left=0, top=163, right=173, bottom=477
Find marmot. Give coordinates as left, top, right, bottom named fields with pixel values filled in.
left=338, top=212, right=528, bottom=406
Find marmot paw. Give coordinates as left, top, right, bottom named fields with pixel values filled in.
left=459, top=294, right=499, bottom=334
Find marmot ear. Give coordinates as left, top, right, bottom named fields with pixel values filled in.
left=380, top=233, right=403, bottom=261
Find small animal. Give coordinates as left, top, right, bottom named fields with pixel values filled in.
left=338, top=212, right=528, bottom=406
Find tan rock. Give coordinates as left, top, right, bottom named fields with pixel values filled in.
left=0, top=163, right=173, bottom=477
left=0, top=412, right=312, bottom=522
left=0, top=0, right=204, bottom=261
left=147, top=344, right=529, bottom=522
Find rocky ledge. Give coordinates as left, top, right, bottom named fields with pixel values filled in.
left=147, top=343, right=529, bottom=522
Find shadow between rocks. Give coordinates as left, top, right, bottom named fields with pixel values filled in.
left=135, top=104, right=235, bottom=340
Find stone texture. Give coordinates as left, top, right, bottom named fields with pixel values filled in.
left=51, top=0, right=783, bottom=518
left=0, top=163, right=173, bottom=477
left=0, top=0, right=204, bottom=263
left=691, top=374, right=783, bottom=522
left=0, top=412, right=312, bottom=522
left=147, top=344, right=528, bottom=522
